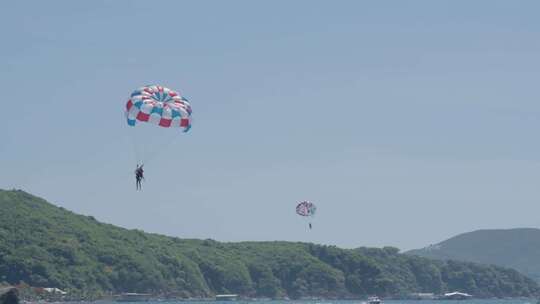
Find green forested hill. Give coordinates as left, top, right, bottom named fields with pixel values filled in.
left=0, top=190, right=538, bottom=299
left=407, top=228, right=540, bottom=282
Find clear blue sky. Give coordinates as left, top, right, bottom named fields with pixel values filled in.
left=1, top=1, right=540, bottom=250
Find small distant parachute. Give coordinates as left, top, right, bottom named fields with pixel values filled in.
left=296, top=201, right=316, bottom=229
left=296, top=201, right=317, bottom=217
left=125, top=85, right=192, bottom=132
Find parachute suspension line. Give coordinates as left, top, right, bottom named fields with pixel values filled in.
left=138, top=135, right=178, bottom=166
left=129, top=130, right=142, bottom=165
left=124, top=109, right=143, bottom=166
left=127, top=130, right=176, bottom=167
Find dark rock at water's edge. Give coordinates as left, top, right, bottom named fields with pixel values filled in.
left=0, top=288, right=19, bottom=304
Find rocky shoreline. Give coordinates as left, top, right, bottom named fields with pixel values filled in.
left=0, top=288, right=19, bottom=304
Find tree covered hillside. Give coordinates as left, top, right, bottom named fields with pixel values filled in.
left=407, top=228, right=540, bottom=282
left=0, top=190, right=538, bottom=299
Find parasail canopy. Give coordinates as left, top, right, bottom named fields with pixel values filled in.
left=296, top=201, right=317, bottom=217
left=125, top=85, right=192, bottom=132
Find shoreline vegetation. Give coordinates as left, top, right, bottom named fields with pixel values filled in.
left=8, top=286, right=540, bottom=303
left=1, top=190, right=539, bottom=302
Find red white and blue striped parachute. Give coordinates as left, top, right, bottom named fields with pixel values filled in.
left=296, top=201, right=317, bottom=217
left=125, top=85, right=192, bottom=132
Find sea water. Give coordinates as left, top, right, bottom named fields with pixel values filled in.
left=89, top=300, right=538, bottom=304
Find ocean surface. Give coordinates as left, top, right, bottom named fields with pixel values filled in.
left=91, top=300, right=539, bottom=304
